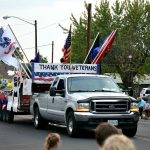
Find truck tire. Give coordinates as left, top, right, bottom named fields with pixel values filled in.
left=66, top=111, right=80, bottom=137
left=34, top=107, right=45, bottom=129
left=6, top=111, right=14, bottom=123
left=122, top=125, right=137, bottom=137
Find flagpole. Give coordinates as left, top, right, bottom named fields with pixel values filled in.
left=13, top=53, right=30, bottom=78
left=8, top=24, right=31, bottom=64
left=8, top=24, right=32, bottom=76
left=83, top=32, right=99, bottom=64
left=69, top=25, right=72, bottom=64
left=15, top=50, right=32, bottom=77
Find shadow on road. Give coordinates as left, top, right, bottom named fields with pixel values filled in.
left=13, top=116, right=96, bottom=138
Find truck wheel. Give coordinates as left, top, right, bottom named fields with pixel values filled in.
left=34, top=107, right=44, bottom=129
left=66, top=111, right=80, bottom=137
left=6, top=111, right=14, bottom=123
left=122, top=125, right=137, bottom=137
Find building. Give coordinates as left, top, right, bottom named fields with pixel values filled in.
left=0, top=62, right=14, bottom=79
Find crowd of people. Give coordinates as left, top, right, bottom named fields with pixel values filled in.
left=44, top=122, right=135, bottom=150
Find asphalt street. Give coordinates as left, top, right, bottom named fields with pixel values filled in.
left=0, top=116, right=150, bottom=150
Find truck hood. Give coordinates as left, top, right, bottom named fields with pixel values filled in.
left=70, top=92, right=128, bottom=100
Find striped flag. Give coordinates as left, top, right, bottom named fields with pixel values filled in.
left=92, top=30, right=117, bottom=64
left=62, top=26, right=71, bottom=63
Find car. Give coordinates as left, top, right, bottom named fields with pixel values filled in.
left=142, top=94, right=150, bottom=102
left=140, top=88, right=150, bottom=98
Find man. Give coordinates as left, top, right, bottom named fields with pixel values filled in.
left=137, top=96, right=146, bottom=118
left=95, top=122, right=119, bottom=149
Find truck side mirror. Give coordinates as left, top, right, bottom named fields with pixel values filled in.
left=50, top=87, right=56, bottom=96
left=61, top=89, right=65, bottom=97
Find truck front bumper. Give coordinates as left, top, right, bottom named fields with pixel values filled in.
left=74, top=111, right=139, bottom=129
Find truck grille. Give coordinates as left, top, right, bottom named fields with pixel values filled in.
left=91, top=100, right=129, bottom=113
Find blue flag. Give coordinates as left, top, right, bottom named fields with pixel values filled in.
left=34, top=52, right=40, bottom=62
left=88, top=33, right=100, bottom=63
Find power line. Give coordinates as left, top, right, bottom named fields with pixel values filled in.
left=9, top=13, right=81, bottom=38
left=23, top=43, right=52, bottom=50
left=14, top=17, right=71, bottom=38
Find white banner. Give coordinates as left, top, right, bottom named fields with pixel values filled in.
left=33, top=63, right=98, bottom=74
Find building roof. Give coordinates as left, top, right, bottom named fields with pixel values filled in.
left=106, top=73, right=150, bottom=85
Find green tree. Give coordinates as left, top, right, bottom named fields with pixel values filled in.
left=40, top=54, right=48, bottom=63
left=66, top=0, right=150, bottom=89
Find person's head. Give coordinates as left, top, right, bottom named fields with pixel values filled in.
left=103, top=134, right=135, bottom=150
left=44, top=133, right=61, bottom=150
left=95, top=122, right=119, bottom=147
left=60, top=57, right=65, bottom=63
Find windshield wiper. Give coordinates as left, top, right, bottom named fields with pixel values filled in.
left=93, top=89, right=118, bottom=92
left=70, top=90, right=87, bottom=92
left=70, top=89, right=119, bottom=93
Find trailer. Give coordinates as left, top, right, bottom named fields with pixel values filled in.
left=0, top=63, right=99, bottom=123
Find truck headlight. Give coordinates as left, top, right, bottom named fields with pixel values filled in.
left=76, top=103, right=89, bottom=112
left=130, top=102, right=139, bottom=112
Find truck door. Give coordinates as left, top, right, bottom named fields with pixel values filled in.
left=47, top=79, right=66, bottom=122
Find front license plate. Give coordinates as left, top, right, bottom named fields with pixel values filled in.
left=108, top=120, right=118, bottom=126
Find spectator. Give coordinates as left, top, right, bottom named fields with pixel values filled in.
left=44, top=133, right=61, bottom=150
left=103, top=134, right=135, bottom=150
left=143, top=97, right=150, bottom=119
left=95, top=123, right=119, bottom=149
left=0, top=91, right=7, bottom=111
left=137, top=96, right=146, bottom=118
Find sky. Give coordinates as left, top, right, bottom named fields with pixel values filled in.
left=0, top=0, right=115, bottom=63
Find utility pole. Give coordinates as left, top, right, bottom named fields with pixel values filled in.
left=35, top=20, right=38, bottom=57
left=51, top=41, right=54, bottom=63
left=86, top=3, right=92, bottom=63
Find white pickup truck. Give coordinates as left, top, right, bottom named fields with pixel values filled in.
left=30, top=73, right=139, bottom=137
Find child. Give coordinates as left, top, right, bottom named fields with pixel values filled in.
left=44, top=133, right=61, bottom=150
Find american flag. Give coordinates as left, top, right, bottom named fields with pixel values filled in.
left=62, top=26, right=71, bottom=63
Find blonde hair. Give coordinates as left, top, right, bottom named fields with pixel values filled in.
left=44, top=133, right=61, bottom=150
left=103, top=134, right=135, bottom=150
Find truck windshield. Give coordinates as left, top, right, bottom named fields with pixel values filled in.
left=67, top=76, right=120, bottom=93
